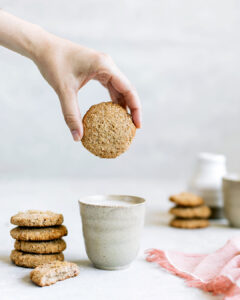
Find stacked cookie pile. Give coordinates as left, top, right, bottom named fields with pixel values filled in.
left=169, top=192, right=211, bottom=229
left=10, top=210, right=68, bottom=268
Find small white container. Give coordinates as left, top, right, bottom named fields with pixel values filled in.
left=188, top=153, right=227, bottom=219
left=223, top=174, right=240, bottom=227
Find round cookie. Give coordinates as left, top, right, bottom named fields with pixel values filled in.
left=11, top=210, right=63, bottom=227
left=169, top=192, right=204, bottom=207
left=170, top=218, right=209, bottom=229
left=10, top=225, right=68, bottom=241
left=10, top=250, right=64, bottom=268
left=169, top=206, right=211, bottom=219
left=14, top=239, right=66, bottom=254
left=82, top=102, right=136, bottom=158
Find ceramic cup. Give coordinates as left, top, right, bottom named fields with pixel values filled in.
left=78, top=194, right=145, bottom=270
left=223, top=174, right=240, bottom=227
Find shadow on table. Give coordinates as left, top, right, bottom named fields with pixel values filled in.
left=70, top=259, right=92, bottom=268
left=21, top=274, right=33, bottom=286
left=0, top=254, right=12, bottom=266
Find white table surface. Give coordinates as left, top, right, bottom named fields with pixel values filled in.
left=1, top=178, right=237, bottom=300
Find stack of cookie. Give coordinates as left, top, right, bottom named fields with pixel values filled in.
left=10, top=210, right=68, bottom=268
left=169, top=192, right=211, bottom=229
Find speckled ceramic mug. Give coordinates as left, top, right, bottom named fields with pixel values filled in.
left=223, top=174, right=240, bottom=227
left=79, top=195, right=145, bottom=270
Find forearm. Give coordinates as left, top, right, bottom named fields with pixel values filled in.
left=0, top=10, right=50, bottom=61
left=0, top=10, right=141, bottom=139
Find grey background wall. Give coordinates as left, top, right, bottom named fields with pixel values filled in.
left=0, top=0, right=240, bottom=180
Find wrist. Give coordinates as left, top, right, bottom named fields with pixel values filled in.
left=28, top=26, right=55, bottom=63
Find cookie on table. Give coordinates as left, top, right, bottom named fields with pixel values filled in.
left=10, top=225, right=68, bottom=241
left=82, top=102, right=136, bottom=159
left=169, top=192, right=204, bottom=207
left=169, top=205, right=211, bottom=219
left=14, top=239, right=66, bottom=254
left=30, top=261, right=79, bottom=287
left=10, top=250, right=64, bottom=268
left=10, top=210, right=63, bottom=227
left=170, top=218, right=209, bottom=229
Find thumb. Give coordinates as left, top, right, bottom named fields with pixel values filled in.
left=58, top=90, right=83, bottom=141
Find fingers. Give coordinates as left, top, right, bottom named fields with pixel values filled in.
left=58, top=90, right=83, bottom=141
left=93, top=53, right=142, bottom=127
left=107, top=82, right=126, bottom=109
left=110, top=73, right=142, bottom=128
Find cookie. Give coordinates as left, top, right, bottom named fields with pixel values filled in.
left=82, top=102, right=136, bottom=158
left=14, top=239, right=66, bottom=254
left=169, top=192, right=204, bottom=207
left=30, top=261, right=79, bottom=287
left=10, top=225, right=67, bottom=241
left=170, top=218, right=209, bottom=229
left=169, top=205, right=211, bottom=219
left=11, top=210, right=63, bottom=227
left=10, top=250, right=64, bottom=268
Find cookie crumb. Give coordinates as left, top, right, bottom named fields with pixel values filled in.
left=30, top=261, right=79, bottom=287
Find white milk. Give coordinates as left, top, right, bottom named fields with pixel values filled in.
left=81, top=196, right=143, bottom=207
left=86, top=199, right=137, bottom=206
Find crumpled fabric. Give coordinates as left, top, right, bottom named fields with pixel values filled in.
left=146, top=238, right=240, bottom=299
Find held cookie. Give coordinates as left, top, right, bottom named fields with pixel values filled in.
left=169, top=192, right=204, bottom=207
left=82, top=102, right=136, bottom=158
left=14, top=239, right=66, bottom=254
left=10, top=250, right=64, bottom=268
left=11, top=210, right=63, bottom=227
left=170, top=218, right=209, bottom=229
left=10, top=225, right=68, bottom=241
left=30, top=261, right=79, bottom=287
left=169, top=205, right=211, bottom=219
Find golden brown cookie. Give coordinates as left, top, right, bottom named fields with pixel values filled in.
left=14, top=239, right=66, bottom=254
left=169, top=192, right=204, bottom=207
left=10, top=225, right=68, bottom=241
left=10, top=210, right=63, bottom=227
left=169, top=205, right=211, bottom=219
left=82, top=102, right=136, bottom=158
left=30, top=261, right=79, bottom=287
left=170, top=218, right=209, bottom=229
left=10, top=250, right=64, bottom=268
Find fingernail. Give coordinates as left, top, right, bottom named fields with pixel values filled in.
left=71, top=130, right=81, bottom=142
left=136, top=118, right=142, bottom=129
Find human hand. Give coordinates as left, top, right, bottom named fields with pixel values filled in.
left=34, top=36, right=142, bottom=141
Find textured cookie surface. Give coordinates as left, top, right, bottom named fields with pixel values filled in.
left=169, top=192, right=204, bottom=207
left=30, top=261, right=79, bottom=287
left=170, top=218, right=209, bottom=229
left=10, top=225, right=67, bottom=241
left=82, top=102, right=136, bottom=158
left=169, top=205, right=211, bottom=219
left=14, top=239, right=66, bottom=254
left=10, top=250, right=64, bottom=268
left=11, top=210, right=63, bottom=227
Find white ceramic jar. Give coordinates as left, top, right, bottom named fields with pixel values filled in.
left=188, top=153, right=227, bottom=219
left=79, top=195, right=146, bottom=270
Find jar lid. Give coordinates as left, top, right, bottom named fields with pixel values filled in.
left=198, top=152, right=226, bottom=164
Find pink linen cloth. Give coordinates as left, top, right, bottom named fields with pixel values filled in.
left=146, top=237, right=240, bottom=299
